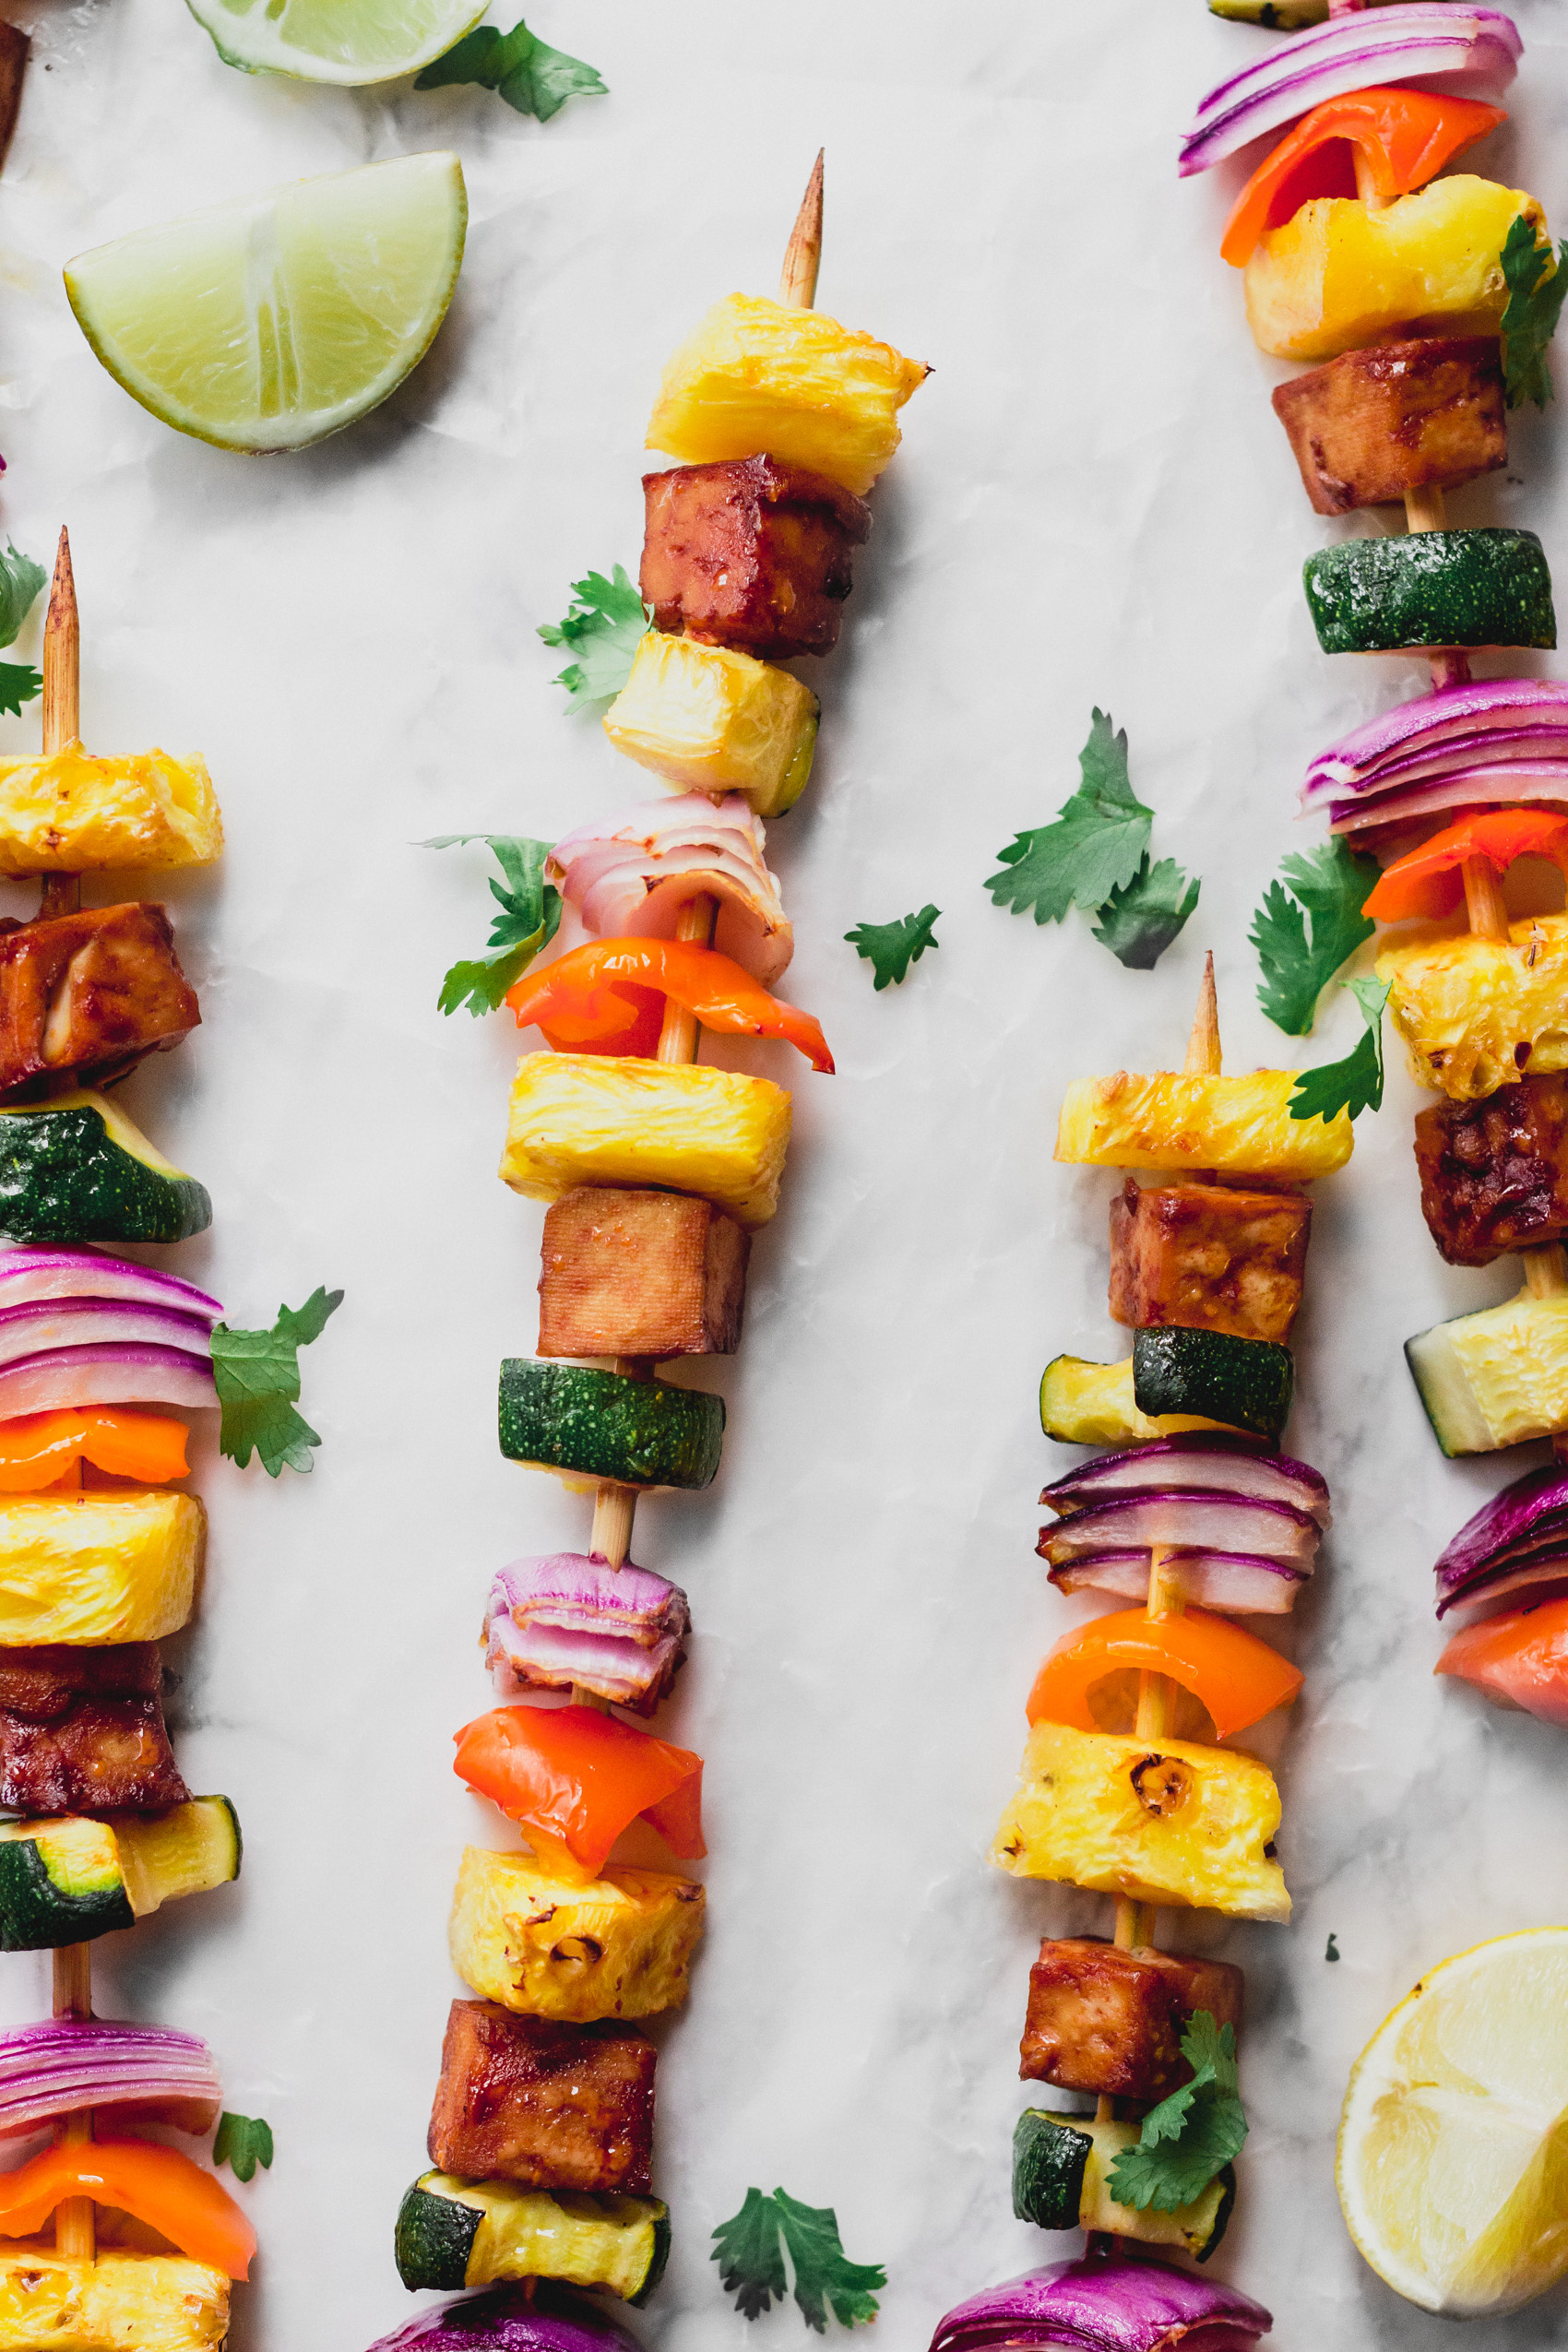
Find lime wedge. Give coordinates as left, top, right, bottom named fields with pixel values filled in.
left=184, top=0, right=484, bottom=84
left=64, top=153, right=467, bottom=454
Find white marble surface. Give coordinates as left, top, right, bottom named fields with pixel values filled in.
left=2, top=1, right=1568, bottom=2346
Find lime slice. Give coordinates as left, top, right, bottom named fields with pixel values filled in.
left=1338, top=1925, right=1568, bottom=2318
left=184, top=0, right=484, bottom=84
left=64, top=153, right=467, bottom=455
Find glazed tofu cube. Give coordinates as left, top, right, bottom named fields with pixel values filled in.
left=1109, top=1178, right=1312, bottom=1343
left=1273, top=335, right=1506, bottom=516
left=0, top=1643, right=189, bottom=1817
left=0, top=903, right=198, bottom=1098
left=427, top=2001, right=656, bottom=2193
left=1020, top=1935, right=1244, bottom=2102
left=1414, top=1074, right=1568, bottom=1266
left=538, top=1186, right=748, bottom=1360
left=639, top=457, right=872, bottom=661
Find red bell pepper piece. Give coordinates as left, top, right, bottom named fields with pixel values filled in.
left=0, top=1408, right=190, bottom=1491
left=1026, top=1605, right=1302, bottom=1741
left=0, top=2137, right=255, bottom=2278
left=453, top=1703, right=706, bottom=1878
left=1437, top=1596, right=1568, bottom=1729
left=505, top=938, right=834, bottom=1072
left=1221, top=86, right=1507, bottom=267
left=1363, top=807, right=1568, bottom=923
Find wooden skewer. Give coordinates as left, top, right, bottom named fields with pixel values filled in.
left=39, top=530, right=80, bottom=922
left=53, top=1941, right=94, bottom=2261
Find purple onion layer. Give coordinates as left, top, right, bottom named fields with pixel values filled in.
left=929, top=2253, right=1272, bottom=2352
left=364, top=2285, right=644, bottom=2352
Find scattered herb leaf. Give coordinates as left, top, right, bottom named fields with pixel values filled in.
left=845, top=904, right=941, bottom=990
left=0, top=663, right=41, bottom=718
left=1502, top=213, right=1568, bottom=410
left=213, top=2112, right=274, bottom=2183
left=423, top=834, right=564, bottom=1016
left=1251, top=836, right=1378, bottom=1035
left=212, top=1288, right=343, bottom=1478
left=1325, top=1932, right=1341, bottom=1963
left=986, top=709, right=1151, bottom=927
left=0, top=544, right=45, bottom=652
left=415, top=16, right=607, bottom=120
left=537, top=564, right=648, bottom=701
left=713, top=2187, right=885, bottom=2333
left=1105, top=2011, right=1248, bottom=2213
left=1289, top=976, right=1390, bottom=1126
left=1091, top=853, right=1200, bottom=969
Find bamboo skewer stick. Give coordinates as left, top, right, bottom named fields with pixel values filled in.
left=53, top=1942, right=94, bottom=2261
left=39, top=530, right=80, bottom=922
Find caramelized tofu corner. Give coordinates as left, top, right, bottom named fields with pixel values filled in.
left=1272, top=335, right=1506, bottom=517
left=427, top=2000, right=657, bottom=2192
left=1109, top=1176, right=1311, bottom=1343
left=1020, top=1935, right=1243, bottom=2101
left=0, top=902, right=199, bottom=1099
left=0, top=1643, right=189, bottom=1816
left=538, top=1185, right=749, bottom=1360
left=1414, top=1074, right=1568, bottom=1265
left=640, top=455, right=872, bottom=660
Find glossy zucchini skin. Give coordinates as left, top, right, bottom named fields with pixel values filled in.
left=1302, top=529, right=1555, bottom=655
left=0, top=1101, right=211, bottom=1243
left=1133, top=1327, right=1292, bottom=1444
left=0, top=1837, right=134, bottom=1952
left=395, top=2178, right=481, bottom=2291
left=1012, top=2109, right=1091, bottom=2228
left=498, top=1360, right=724, bottom=1491
left=395, top=2174, right=671, bottom=2304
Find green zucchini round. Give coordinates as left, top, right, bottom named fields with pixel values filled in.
left=0, top=1832, right=134, bottom=1952
left=1012, top=2109, right=1091, bottom=2229
left=395, top=2173, right=671, bottom=2302
left=498, top=1360, right=724, bottom=1491
left=1132, top=1327, right=1292, bottom=1444
left=1302, top=529, right=1555, bottom=654
left=0, top=1092, right=211, bottom=1244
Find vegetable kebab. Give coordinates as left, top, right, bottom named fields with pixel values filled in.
left=928, top=958, right=1350, bottom=2346
left=384, top=162, right=925, bottom=2334
left=1185, top=7, right=1568, bottom=1736
left=0, top=536, right=259, bottom=2350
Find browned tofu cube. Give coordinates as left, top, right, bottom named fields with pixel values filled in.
left=538, top=1186, right=749, bottom=1360
left=0, top=1644, right=190, bottom=1816
left=1020, top=1936, right=1244, bottom=2102
left=1272, top=335, right=1506, bottom=517
left=0, top=903, right=199, bottom=1099
left=427, top=2001, right=657, bottom=2192
left=1414, top=1074, right=1568, bottom=1266
left=640, top=455, right=872, bottom=660
left=1108, top=1177, right=1311, bottom=1343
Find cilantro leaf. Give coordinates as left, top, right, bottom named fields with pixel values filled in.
left=845, top=904, right=940, bottom=990
left=0, top=544, right=44, bottom=652
left=1326, top=1932, right=1341, bottom=1962
left=0, top=663, right=41, bottom=718
left=415, top=17, right=606, bottom=120
left=713, top=2188, right=885, bottom=2332
left=1105, top=2011, right=1248, bottom=2214
left=1250, top=836, right=1378, bottom=1035
left=537, top=564, right=648, bottom=704
left=1090, top=854, right=1200, bottom=970
left=213, top=2111, right=274, bottom=2183
left=1289, top=976, right=1390, bottom=1125
left=212, top=1288, right=342, bottom=1478
left=713, top=2187, right=788, bottom=2321
left=986, top=709, right=1152, bottom=925
left=423, top=834, right=563, bottom=1016
left=1502, top=214, right=1568, bottom=410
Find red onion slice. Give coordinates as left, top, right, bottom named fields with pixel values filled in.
left=485, top=1553, right=690, bottom=1712
left=1041, top=1490, right=1320, bottom=1568
left=1051, top=1547, right=1309, bottom=1614
left=365, top=2287, right=645, bottom=2351
left=0, top=2018, right=220, bottom=2136
left=0, top=1246, right=220, bottom=1321
left=929, top=2253, right=1272, bottom=2352
left=1433, top=1467, right=1568, bottom=1613
left=1043, top=1433, right=1329, bottom=1526
left=0, top=1298, right=214, bottom=1371
left=548, top=792, right=793, bottom=985
left=0, top=1341, right=217, bottom=1419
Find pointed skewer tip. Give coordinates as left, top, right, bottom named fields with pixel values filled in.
left=1183, top=950, right=1221, bottom=1077
left=778, top=149, right=824, bottom=312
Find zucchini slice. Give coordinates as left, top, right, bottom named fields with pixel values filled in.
left=1406, top=1284, right=1568, bottom=1455
left=1011, top=2108, right=1234, bottom=2260
left=1132, top=1328, right=1292, bottom=1445
left=395, top=2173, right=671, bottom=2305
left=0, top=1090, right=211, bottom=1245
left=1302, top=529, right=1555, bottom=655
left=498, top=1360, right=724, bottom=1491
left=0, top=1798, right=239, bottom=1951
left=1039, top=1354, right=1236, bottom=1446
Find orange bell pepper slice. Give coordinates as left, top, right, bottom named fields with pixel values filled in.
left=1436, top=1596, right=1568, bottom=1729
left=0, top=2137, right=255, bottom=2278
left=0, top=1408, right=190, bottom=1492
left=1362, top=807, right=1568, bottom=923
left=1026, top=1605, right=1303, bottom=1740
left=453, top=1704, right=706, bottom=1879
left=1221, top=87, right=1507, bottom=267
left=505, top=939, right=835, bottom=1072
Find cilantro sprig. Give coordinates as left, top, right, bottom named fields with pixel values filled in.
left=1501, top=214, right=1568, bottom=410
left=986, top=710, right=1199, bottom=969
left=212, top=1289, right=342, bottom=1478
left=415, top=16, right=606, bottom=120
left=424, top=834, right=563, bottom=1016
left=538, top=565, right=649, bottom=703
left=213, top=2112, right=274, bottom=2183
left=1105, top=2011, right=1248, bottom=2213
left=713, top=2187, right=885, bottom=2333
left=1289, top=976, right=1390, bottom=1125
left=1251, top=836, right=1378, bottom=1036
left=845, top=904, right=940, bottom=990
left=0, top=543, right=44, bottom=716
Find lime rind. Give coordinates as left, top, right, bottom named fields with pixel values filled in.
left=184, top=0, right=487, bottom=86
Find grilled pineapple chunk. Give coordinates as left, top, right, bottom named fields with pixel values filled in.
left=449, top=1846, right=706, bottom=2022
left=603, top=632, right=818, bottom=817
left=0, top=1492, right=203, bottom=1644
left=0, top=2247, right=229, bottom=2350
left=1407, top=1281, right=1568, bottom=1454
left=991, top=1721, right=1289, bottom=1924
left=646, top=291, right=927, bottom=496
left=1244, top=177, right=1545, bottom=362
left=1380, top=917, right=1568, bottom=1101
left=1056, top=1071, right=1350, bottom=1181
left=0, top=743, right=222, bottom=875
left=501, top=1052, right=791, bottom=1229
